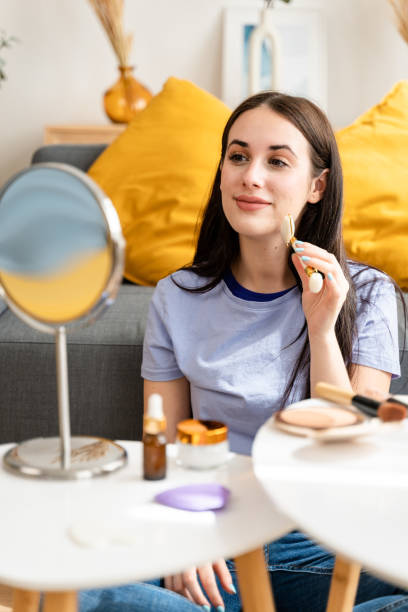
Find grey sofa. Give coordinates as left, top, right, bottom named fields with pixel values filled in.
left=0, top=144, right=406, bottom=445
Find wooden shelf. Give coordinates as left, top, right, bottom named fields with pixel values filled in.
left=44, top=124, right=125, bottom=145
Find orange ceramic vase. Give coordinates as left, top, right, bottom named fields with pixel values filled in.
left=103, top=66, right=152, bottom=124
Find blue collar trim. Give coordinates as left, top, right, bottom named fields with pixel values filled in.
left=223, top=270, right=296, bottom=302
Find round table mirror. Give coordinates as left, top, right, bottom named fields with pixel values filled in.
left=0, top=163, right=127, bottom=479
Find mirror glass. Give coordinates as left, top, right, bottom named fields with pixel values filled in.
left=0, top=166, right=114, bottom=325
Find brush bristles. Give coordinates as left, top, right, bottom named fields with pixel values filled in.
left=378, top=401, right=407, bottom=422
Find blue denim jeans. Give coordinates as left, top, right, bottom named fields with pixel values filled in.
left=79, top=531, right=408, bottom=611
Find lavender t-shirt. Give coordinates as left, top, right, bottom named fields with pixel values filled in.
left=141, top=266, right=400, bottom=455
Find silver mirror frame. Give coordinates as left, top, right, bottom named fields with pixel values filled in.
left=0, top=163, right=125, bottom=334
left=1, top=163, right=128, bottom=479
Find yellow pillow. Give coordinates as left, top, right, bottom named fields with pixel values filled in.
left=337, top=80, right=408, bottom=289
left=88, top=77, right=231, bottom=285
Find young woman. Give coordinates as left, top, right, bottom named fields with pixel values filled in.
left=80, top=92, right=407, bottom=612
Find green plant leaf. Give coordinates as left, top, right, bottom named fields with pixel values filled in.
left=0, top=31, right=18, bottom=87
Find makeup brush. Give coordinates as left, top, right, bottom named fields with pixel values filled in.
left=315, top=382, right=407, bottom=422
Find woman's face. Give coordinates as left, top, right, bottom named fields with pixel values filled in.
left=220, top=105, right=325, bottom=240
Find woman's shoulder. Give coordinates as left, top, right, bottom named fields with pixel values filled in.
left=154, top=268, right=214, bottom=301
left=348, top=260, right=396, bottom=298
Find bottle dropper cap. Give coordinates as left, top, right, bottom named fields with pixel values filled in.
left=144, top=393, right=166, bottom=434
left=147, top=393, right=164, bottom=419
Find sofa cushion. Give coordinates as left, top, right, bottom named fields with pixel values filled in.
left=88, top=77, right=231, bottom=286
left=336, top=80, right=408, bottom=290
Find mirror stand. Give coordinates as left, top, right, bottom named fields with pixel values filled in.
left=3, top=327, right=127, bottom=480
left=57, top=326, right=71, bottom=469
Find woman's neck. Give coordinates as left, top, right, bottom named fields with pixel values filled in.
left=231, top=235, right=295, bottom=293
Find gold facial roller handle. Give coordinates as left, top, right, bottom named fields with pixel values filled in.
left=288, top=236, right=323, bottom=293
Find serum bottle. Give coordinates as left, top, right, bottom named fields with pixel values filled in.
left=143, top=393, right=167, bottom=481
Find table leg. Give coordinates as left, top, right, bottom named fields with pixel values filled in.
left=326, top=556, right=361, bottom=612
left=12, top=589, right=40, bottom=612
left=43, top=591, right=77, bottom=612
left=0, top=582, right=13, bottom=610
left=235, top=547, right=276, bottom=612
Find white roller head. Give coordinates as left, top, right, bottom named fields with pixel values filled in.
left=309, top=272, right=324, bottom=293
left=281, top=214, right=295, bottom=244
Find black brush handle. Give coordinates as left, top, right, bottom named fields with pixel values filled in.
left=352, top=396, right=378, bottom=417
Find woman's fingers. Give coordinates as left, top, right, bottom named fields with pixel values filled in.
left=300, top=255, right=348, bottom=294
left=164, top=573, right=185, bottom=595
left=182, top=566, right=211, bottom=607
left=292, top=247, right=348, bottom=296
left=299, top=255, right=337, bottom=279
left=164, top=572, right=201, bottom=604
left=213, top=558, right=236, bottom=594
left=294, top=243, right=334, bottom=272
left=293, top=244, right=343, bottom=278
left=291, top=253, right=309, bottom=287
left=293, top=241, right=332, bottom=261
left=164, top=561, right=234, bottom=609
left=196, top=563, right=225, bottom=609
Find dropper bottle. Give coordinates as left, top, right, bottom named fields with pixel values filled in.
left=143, top=393, right=167, bottom=480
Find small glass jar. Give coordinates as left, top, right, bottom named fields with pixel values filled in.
left=176, top=419, right=229, bottom=469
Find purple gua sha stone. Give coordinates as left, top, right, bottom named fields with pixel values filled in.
left=155, top=483, right=230, bottom=512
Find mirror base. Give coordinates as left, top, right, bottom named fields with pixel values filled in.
left=3, top=436, right=127, bottom=479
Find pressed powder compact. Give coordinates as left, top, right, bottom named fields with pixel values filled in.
left=276, top=404, right=363, bottom=430
left=273, top=399, right=373, bottom=441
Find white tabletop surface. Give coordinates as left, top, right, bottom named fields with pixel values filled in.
left=0, top=441, right=294, bottom=592
left=252, top=398, right=408, bottom=590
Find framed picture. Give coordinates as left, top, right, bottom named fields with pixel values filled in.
left=222, top=5, right=327, bottom=111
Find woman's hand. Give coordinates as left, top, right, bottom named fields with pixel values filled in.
left=291, top=243, right=349, bottom=338
left=164, top=559, right=235, bottom=610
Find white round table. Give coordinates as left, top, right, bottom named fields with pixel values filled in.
left=253, top=402, right=408, bottom=608
left=0, top=441, right=294, bottom=612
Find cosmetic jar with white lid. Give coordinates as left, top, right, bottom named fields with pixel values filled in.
left=176, top=419, right=229, bottom=469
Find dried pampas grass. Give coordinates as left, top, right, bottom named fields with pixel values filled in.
left=388, top=0, right=408, bottom=45
left=88, top=0, right=133, bottom=67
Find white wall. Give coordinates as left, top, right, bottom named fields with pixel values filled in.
left=0, top=0, right=407, bottom=186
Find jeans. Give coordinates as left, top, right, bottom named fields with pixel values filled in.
left=79, top=531, right=408, bottom=611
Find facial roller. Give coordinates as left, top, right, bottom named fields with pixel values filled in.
left=281, top=214, right=324, bottom=293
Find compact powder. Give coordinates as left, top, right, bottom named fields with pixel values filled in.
left=277, top=406, right=361, bottom=430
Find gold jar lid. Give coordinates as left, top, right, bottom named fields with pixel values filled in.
left=176, top=419, right=228, bottom=445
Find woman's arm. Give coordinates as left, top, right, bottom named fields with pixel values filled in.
left=350, top=364, right=392, bottom=395
left=291, top=248, right=354, bottom=394
left=143, top=377, right=191, bottom=442
left=291, top=245, right=397, bottom=398
left=292, top=248, right=396, bottom=398
left=308, top=331, right=353, bottom=395
left=309, top=337, right=393, bottom=397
